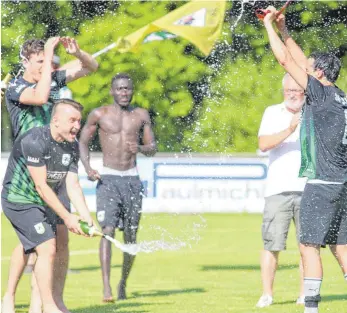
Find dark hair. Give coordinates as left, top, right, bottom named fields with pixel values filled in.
left=111, top=72, right=133, bottom=87
left=20, top=39, right=45, bottom=60
left=52, top=99, right=83, bottom=116
left=309, top=52, right=341, bottom=83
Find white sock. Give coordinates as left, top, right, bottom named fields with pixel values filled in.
left=344, top=273, right=347, bottom=281
left=304, top=277, right=322, bottom=313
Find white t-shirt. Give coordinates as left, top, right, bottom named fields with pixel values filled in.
left=258, top=103, right=307, bottom=197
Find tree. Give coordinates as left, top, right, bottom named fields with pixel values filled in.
left=1, top=1, right=346, bottom=153
left=182, top=0, right=347, bottom=153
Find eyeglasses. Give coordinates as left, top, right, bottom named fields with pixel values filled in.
left=283, top=89, right=304, bottom=94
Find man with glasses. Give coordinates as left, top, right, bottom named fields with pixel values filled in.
left=256, top=73, right=306, bottom=308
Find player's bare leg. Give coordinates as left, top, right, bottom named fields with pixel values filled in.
left=53, top=225, right=70, bottom=313
left=2, top=244, right=29, bottom=313
left=329, top=244, right=347, bottom=276
left=34, top=239, right=63, bottom=313
left=29, top=270, right=42, bottom=313
left=100, top=226, right=115, bottom=302
left=118, top=224, right=138, bottom=300
left=300, top=244, right=322, bottom=313
left=297, top=257, right=305, bottom=305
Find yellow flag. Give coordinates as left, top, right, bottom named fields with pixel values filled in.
left=94, top=0, right=227, bottom=57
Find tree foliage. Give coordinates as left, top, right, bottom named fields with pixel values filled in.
left=1, top=1, right=347, bottom=153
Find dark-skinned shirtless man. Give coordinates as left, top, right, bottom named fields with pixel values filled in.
left=79, top=73, right=157, bottom=302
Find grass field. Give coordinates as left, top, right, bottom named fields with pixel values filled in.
left=2, top=213, right=347, bottom=313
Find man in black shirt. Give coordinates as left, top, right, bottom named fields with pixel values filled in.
left=263, top=8, right=347, bottom=313
left=2, top=99, right=94, bottom=313
left=3, top=37, right=98, bottom=313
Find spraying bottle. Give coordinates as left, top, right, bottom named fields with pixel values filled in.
left=79, top=220, right=138, bottom=255
left=79, top=220, right=103, bottom=237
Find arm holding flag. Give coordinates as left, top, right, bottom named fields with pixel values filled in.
left=263, top=7, right=308, bottom=90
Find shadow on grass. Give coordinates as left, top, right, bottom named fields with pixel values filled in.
left=69, top=264, right=121, bottom=272
left=73, top=307, right=148, bottom=313
left=201, top=264, right=298, bottom=271
left=72, top=301, right=171, bottom=313
left=73, top=302, right=149, bottom=313
left=131, top=287, right=206, bottom=298
left=274, top=294, right=347, bottom=305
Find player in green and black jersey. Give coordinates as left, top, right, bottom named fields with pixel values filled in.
left=2, top=100, right=94, bottom=313
left=263, top=8, right=347, bottom=313
left=3, top=37, right=98, bottom=313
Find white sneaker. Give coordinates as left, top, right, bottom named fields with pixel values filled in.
left=256, top=295, right=273, bottom=308
left=296, top=295, right=305, bottom=305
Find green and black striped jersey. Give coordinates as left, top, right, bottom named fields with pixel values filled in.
left=299, top=75, right=347, bottom=182
left=5, top=71, right=66, bottom=139
left=1, top=126, right=79, bottom=205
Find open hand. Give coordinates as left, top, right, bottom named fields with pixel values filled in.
left=289, top=112, right=301, bottom=133
left=263, top=6, right=277, bottom=24
left=60, top=37, right=81, bottom=57
left=44, top=37, right=60, bottom=55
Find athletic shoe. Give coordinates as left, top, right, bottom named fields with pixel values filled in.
left=296, top=295, right=305, bottom=305
left=256, top=295, right=273, bottom=308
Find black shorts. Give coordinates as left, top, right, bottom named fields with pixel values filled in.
left=2, top=198, right=57, bottom=253
left=96, top=175, right=143, bottom=231
left=300, top=183, right=347, bottom=246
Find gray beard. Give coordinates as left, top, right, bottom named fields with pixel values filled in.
left=284, top=100, right=304, bottom=112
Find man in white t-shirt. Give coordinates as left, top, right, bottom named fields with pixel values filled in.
left=256, top=73, right=306, bottom=308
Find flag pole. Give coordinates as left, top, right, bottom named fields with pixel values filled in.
left=92, top=42, right=119, bottom=58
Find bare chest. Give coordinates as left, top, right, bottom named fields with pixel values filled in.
left=98, top=111, right=143, bottom=135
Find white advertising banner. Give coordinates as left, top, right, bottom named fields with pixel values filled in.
left=0, top=154, right=269, bottom=213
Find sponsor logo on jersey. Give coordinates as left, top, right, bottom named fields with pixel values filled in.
left=27, top=156, right=39, bottom=163
left=62, top=154, right=71, bottom=166
left=47, top=171, right=67, bottom=181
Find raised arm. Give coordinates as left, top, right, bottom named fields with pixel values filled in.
left=263, top=7, right=308, bottom=90
left=59, top=37, right=98, bottom=83
left=275, top=14, right=308, bottom=70
left=79, top=109, right=101, bottom=180
left=19, top=37, right=60, bottom=106
left=65, top=171, right=94, bottom=227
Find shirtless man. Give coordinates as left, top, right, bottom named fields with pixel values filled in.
left=79, top=73, right=157, bottom=302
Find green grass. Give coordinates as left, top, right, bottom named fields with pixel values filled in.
left=2, top=213, right=346, bottom=313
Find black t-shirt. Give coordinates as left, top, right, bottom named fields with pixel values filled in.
left=5, top=71, right=66, bottom=139
left=2, top=125, right=79, bottom=205
left=299, top=75, right=347, bottom=182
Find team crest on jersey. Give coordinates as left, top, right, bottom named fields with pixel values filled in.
left=34, top=223, right=45, bottom=235
left=62, top=154, right=71, bottom=166
left=97, top=211, right=105, bottom=222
